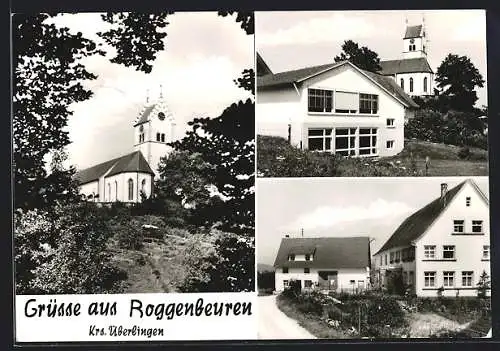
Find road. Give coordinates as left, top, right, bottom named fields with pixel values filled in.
left=257, top=295, right=317, bottom=339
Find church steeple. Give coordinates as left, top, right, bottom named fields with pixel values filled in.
left=402, top=19, right=427, bottom=60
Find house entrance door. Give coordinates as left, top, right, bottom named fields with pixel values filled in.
left=328, top=272, right=338, bottom=291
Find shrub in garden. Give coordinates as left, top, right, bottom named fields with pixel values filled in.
left=365, top=295, right=407, bottom=332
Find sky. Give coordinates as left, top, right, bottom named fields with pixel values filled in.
left=256, top=177, right=489, bottom=266
left=48, top=12, right=253, bottom=170
left=256, top=10, right=487, bottom=107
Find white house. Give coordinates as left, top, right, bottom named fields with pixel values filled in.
left=256, top=55, right=418, bottom=157
left=273, top=236, right=371, bottom=293
left=378, top=22, right=435, bottom=97
left=75, top=92, right=176, bottom=203
left=373, top=179, right=490, bottom=297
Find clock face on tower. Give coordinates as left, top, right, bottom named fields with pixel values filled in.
left=139, top=125, right=144, bottom=132
left=158, top=112, right=166, bottom=121
left=410, top=38, right=415, bottom=44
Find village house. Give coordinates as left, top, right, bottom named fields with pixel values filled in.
left=373, top=179, right=490, bottom=297
left=256, top=54, right=418, bottom=157
left=75, top=92, right=176, bottom=203
left=273, top=236, right=371, bottom=293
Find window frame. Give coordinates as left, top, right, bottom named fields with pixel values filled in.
left=386, top=118, right=395, bottom=128
left=288, top=254, right=295, bottom=261
left=423, top=77, right=428, bottom=93
left=359, top=93, right=378, bottom=115
left=308, top=128, right=333, bottom=152
left=128, top=178, right=134, bottom=201
left=409, top=77, right=414, bottom=93
left=424, top=271, right=436, bottom=287
left=442, top=245, right=456, bottom=260
left=443, top=271, right=455, bottom=287
left=483, top=245, right=490, bottom=260
left=282, top=267, right=289, bottom=274
left=462, top=271, right=473, bottom=287
left=453, top=220, right=465, bottom=233
left=334, top=128, right=357, bottom=156
left=424, top=245, right=436, bottom=259
left=466, top=197, right=471, bottom=206
left=472, top=220, right=483, bottom=233
left=308, top=88, right=333, bottom=113
left=304, top=268, right=310, bottom=274
left=386, top=140, right=395, bottom=149
left=358, top=128, right=378, bottom=156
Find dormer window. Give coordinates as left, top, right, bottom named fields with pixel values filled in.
left=305, top=254, right=311, bottom=261
left=288, top=254, right=295, bottom=261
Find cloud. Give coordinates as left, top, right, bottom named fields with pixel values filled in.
left=259, top=13, right=387, bottom=46
left=286, top=199, right=413, bottom=231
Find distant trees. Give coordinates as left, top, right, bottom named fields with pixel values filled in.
left=334, top=40, right=382, bottom=73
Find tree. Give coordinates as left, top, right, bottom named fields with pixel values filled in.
left=477, top=270, right=490, bottom=298
left=334, top=40, right=382, bottom=72
left=435, top=54, right=485, bottom=112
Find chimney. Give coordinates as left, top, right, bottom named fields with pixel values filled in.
left=441, top=183, right=448, bottom=201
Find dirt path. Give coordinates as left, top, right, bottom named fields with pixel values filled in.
left=258, top=295, right=317, bottom=340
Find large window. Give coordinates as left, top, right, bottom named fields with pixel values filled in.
left=335, top=128, right=356, bottom=156
left=308, top=88, right=333, bottom=112
left=462, top=271, right=473, bottom=287
left=424, top=245, right=436, bottom=259
left=390, top=252, right=394, bottom=264
left=308, top=128, right=332, bottom=151
left=304, top=268, right=310, bottom=273
left=304, top=280, right=313, bottom=288
left=443, top=271, right=455, bottom=287
left=409, top=78, right=414, bottom=93
left=128, top=178, right=134, bottom=201
left=400, top=78, right=404, bottom=90
left=443, top=245, right=455, bottom=259
left=359, top=128, right=377, bottom=155
left=424, top=272, right=436, bottom=287
left=453, top=220, right=465, bottom=233
left=423, top=77, right=428, bottom=93
left=472, top=220, right=483, bottom=233
left=335, top=91, right=358, bottom=113
left=359, top=94, right=378, bottom=114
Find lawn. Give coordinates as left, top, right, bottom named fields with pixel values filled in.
left=257, top=135, right=488, bottom=177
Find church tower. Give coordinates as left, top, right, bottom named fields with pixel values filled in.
left=133, top=87, right=176, bottom=179
left=402, top=17, right=428, bottom=60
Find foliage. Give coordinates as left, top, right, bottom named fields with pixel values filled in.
left=218, top=11, right=254, bottom=34
left=477, top=270, right=491, bottom=298
left=406, top=110, right=487, bottom=149
left=167, top=100, right=255, bottom=235
left=385, top=269, right=406, bottom=296
left=178, top=233, right=254, bottom=292
left=334, top=40, right=382, bottom=72
left=435, top=54, right=485, bottom=112
left=15, top=202, right=127, bottom=294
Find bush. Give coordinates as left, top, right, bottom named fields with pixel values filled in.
left=15, top=202, right=127, bottom=294
left=458, top=147, right=471, bottom=159
left=365, top=295, right=407, bottom=332
left=257, top=271, right=275, bottom=291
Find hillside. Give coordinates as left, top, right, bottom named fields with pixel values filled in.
left=258, top=263, right=275, bottom=272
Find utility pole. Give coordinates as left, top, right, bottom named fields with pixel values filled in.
left=301, top=228, right=304, bottom=237
left=358, top=304, right=361, bottom=337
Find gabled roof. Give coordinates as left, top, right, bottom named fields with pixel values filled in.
left=273, top=236, right=370, bottom=269
left=404, top=25, right=423, bottom=39
left=257, top=52, right=273, bottom=76
left=379, top=57, right=433, bottom=75
left=75, top=151, right=154, bottom=185
left=374, top=179, right=489, bottom=255
left=134, top=104, right=156, bottom=127
left=257, top=59, right=418, bottom=108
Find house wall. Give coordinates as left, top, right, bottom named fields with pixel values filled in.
left=79, top=180, right=99, bottom=200
left=274, top=267, right=370, bottom=293
left=395, top=72, right=434, bottom=97
left=256, top=87, right=302, bottom=147
left=402, top=37, right=425, bottom=60
left=414, top=182, right=490, bottom=297
left=373, top=246, right=417, bottom=290
left=257, top=63, right=408, bottom=157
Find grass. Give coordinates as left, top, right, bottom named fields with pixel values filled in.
left=257, top=135, right=488, bottom=177
left=110, top=231, right=214, bottom=293
left=276, top=294, right=351, bottom=339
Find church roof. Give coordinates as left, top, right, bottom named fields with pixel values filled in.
left=257, top=59, right=418, bottom=108
left=75, top=151, right=154, bottom=185
left=257, top=52, right=273, bottom=76
left=378, top=57, right=433, bottom=75
left=404, top=25, right=423, bottom=39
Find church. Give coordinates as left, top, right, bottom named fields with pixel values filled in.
left=75, top=91, right=176, bottom=203
left=378, top=19, right=434, bottom=97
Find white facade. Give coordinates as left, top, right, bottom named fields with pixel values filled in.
left=403, top=36, right=426, bottom=60
left=373, top=180, right=490, bottom=297
left=257, top=63, right=408, bottom=157
left=396, top=72, right=434, bottom=97
left=275, top=267, right=370, bottom=293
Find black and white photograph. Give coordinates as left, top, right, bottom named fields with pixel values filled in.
left=13, top=11, right=255, bottom=296
left=256, top=10, right=488, bottom=177
left=256, top=177, right=491, bottom=339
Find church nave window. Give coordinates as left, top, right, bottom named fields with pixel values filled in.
left=128, top=178, right=134, bottom=201
left=400, top=78, right=404, bottom=90
left=423, top=77, right=428, bottom=93
left=161, top=133, right=165, bottom=142
left=156, top=132, right=161, bottom=142
left=409, top=77, right=414, bottom=93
